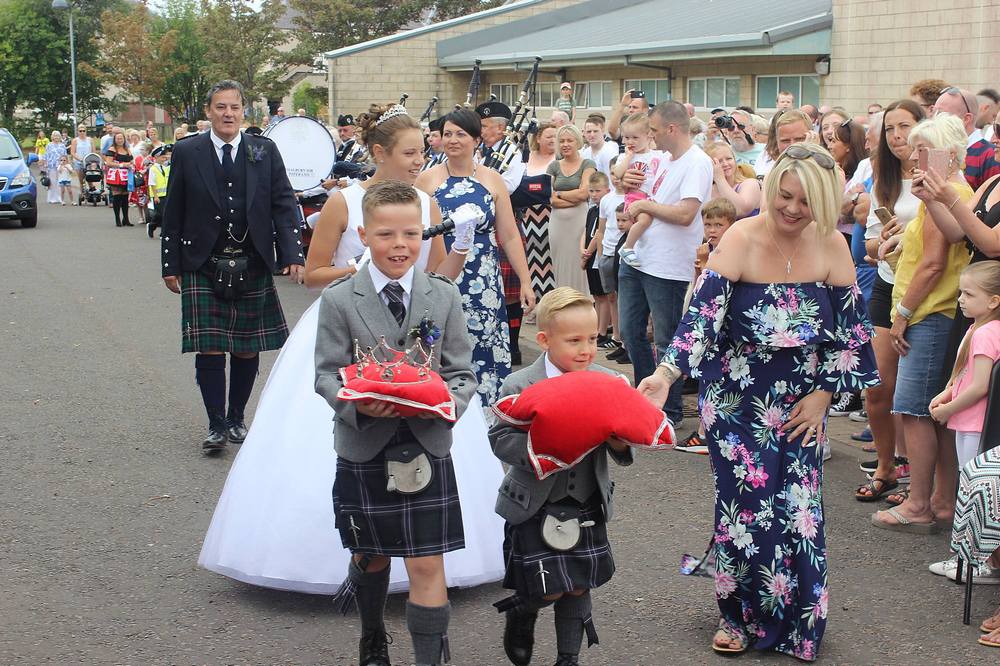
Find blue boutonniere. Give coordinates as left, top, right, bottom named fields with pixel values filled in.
left=409, top=316, right=442, bottom=347
left=247, top=145, right=266, bottom=163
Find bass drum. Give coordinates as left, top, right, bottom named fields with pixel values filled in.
left=263, top=116, right=336, bottom=191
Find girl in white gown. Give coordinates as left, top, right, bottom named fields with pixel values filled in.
left=198, top=105, right=506, bottom=595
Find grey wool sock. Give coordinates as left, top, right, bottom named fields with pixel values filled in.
left=554, top=591, right=596, bottom=655
left=407, top=600, right=451, bottom=665
left=350, top=559, right=390, bottom=633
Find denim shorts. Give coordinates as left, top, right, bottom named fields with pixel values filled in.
left=598, top=254, right=617, bottom=293
left=892, top=313, right=953, bottom=417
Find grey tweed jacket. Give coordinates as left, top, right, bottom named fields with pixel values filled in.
left=315, top=267, right=477, bottom=463
left=488, top=355, right=634, bottom=525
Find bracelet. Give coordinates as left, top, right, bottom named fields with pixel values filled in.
left=947, top=195, right=961, bottom=211
left=896, top=302, right=914, bottom=320
left=452, top=247, right=469, bottom=255
left=655, top=362, right=682, bottom=383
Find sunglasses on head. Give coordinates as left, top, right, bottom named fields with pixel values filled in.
left=779, top=144, right=837, bottom=170
left=940, top=86, right=972, bottom=115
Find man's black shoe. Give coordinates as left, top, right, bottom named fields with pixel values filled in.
left=503, top=609, right=537, bottom=666
left=226, top=409, right=248, bottom=443
left=553, top=654, right=580, bottom=666
left=359, top=628, right=391, bottom=666
left=202, top=410, right=228, bottom=454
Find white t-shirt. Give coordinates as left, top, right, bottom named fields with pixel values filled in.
left=633, top=146, right=714, bottom=281
left=754, top=151, right=775, bottom=178
left=628, top=150, right=664, bottom=196
left=865, top=180, right=920, bottom=284
left=581, top=141, right=620, bottom=182
left=599, top=192, right=626, bottom=256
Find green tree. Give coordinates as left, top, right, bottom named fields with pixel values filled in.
left=199, top=0, right=290, bottom=111
left=153, top=0, right=210, bottom=123
left=291, top=82, right=326, bottom=117
left=89, top=1, right=177, bottom=123
left=285, top=0, right=503, bottom=66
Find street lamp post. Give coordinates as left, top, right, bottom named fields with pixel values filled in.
left=52, top=0, right=78, bottom=129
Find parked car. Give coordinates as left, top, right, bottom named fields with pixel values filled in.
left=0, top=128, right=38, bottom=228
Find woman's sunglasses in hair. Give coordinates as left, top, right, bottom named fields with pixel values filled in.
left=779, top=144, right=837, bottom=170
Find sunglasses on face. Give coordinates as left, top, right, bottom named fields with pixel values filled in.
left=941, top=87, right=972, bottom=115
left=779, top=144, right=837, bottom=170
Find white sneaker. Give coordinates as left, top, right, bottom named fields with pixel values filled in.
left=822, top=445, right=832, bottom=461
left=848, top=409, right=868, bottom=423
left=929, top=555, right=1000, bottom=584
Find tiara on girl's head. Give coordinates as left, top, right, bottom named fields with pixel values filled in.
left=376, top=105, right=410, bottom=126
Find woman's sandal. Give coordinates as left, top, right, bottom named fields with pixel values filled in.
left=712, top=627, right=747, bottom=655
left=885, top=487, right=909, bottom=506
left=979, top=627, right=1000, bottom=648
left=980, top=611, right=1000, bottom=633
left=855, top=477, right=899, bottom=502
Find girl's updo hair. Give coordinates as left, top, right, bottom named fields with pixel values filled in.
left=357, top=102, right=420, bottom=152
left=441, top=108, right=482, bottom=140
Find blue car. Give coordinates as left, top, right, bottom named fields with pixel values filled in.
left=0, top=128, right=38, bottom=228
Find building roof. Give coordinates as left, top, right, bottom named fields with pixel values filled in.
left=323, top=0, right=547, bottom=60
left=437, top=0, right=832, bottom=70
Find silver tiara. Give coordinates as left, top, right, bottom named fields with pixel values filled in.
left=376, top=105, right=409, bottom=126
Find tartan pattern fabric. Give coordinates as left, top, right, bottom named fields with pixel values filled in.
left=497, top=231, right=523, bottom=304
left=951, top=447, right=1000, bottom=565
left=180, top=270, right=289, bottom=353
left=333, top=443, right=466, bottom=558
left=502, top=496, right=615, bottom=598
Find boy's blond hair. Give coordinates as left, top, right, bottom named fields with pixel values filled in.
left=702, top=197, right=738, bottom=224
left=588, top=171, right=609, bottom=187
left=361, top=179, right=421, bottom=226
left=536, top=287, right=593, bottom=331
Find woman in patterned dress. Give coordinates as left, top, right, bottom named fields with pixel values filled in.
left=638, top=144, right=879, bottom=660
left=521, top=122, right=558, bottom=299
left=417, top=108, right=535, bottom=404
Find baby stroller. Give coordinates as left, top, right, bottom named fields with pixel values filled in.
left=79, top=153, right=107, bottom=206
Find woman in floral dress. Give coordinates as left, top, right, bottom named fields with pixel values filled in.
left=417, top=108, right=535, bottom=403
left=638, top=144, right=879, bottom=660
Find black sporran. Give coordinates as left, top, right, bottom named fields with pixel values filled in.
left=210, top=255, right=249, bottom=300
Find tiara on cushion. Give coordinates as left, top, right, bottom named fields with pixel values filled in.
left=376, top=105, right=409, bottom=126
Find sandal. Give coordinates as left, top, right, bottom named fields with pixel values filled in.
left=979, top=627, right=1000, bottom=648
left=870, top=507, right=939, bottom=534
left=981, top=611, right=1000, bottom=633
left=712, top=627, right=746, bottom=655
left=886, top=487, right=909, bottom=506
left=855, top=477, right=899, bottom=502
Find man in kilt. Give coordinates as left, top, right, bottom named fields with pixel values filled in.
left=161, top=80, right=304, bottom=454
left=489, top=288, right=633, bottom=666
left=315, top=181, right=477, bottom=666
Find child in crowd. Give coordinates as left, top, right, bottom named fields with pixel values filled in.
left=314, top=180, right=478, bottom=666
left=130, top=142, right=150, bottom=228
left=676, top=197, right=737, bottom=455
left=581, top=172, right=613, bottom=349
left=57, top=156, right=74, bottom=206
left=147, top=144, right=171, bottom=239
left=604, top=203, right=634, bottom=365
left=490, top=287, right=633, bottom=666
left=612, top=113, right=662, bottom=268
left=591, top=160, right=627, bottom=359
left=927, top=261, right=1000, bottom=581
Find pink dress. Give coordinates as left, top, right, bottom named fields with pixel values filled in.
left=947, top=320, right=1000, bottom=433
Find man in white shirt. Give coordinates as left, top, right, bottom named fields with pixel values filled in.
left=580, top=113, right=619, bottom=183
left=476, top=101, right=524, bottom=194
left=617, top=101, right=713, bottom=425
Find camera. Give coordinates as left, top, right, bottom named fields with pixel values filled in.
left=714, top=114, right=736, bottom=131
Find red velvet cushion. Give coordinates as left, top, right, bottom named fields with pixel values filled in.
left=492, top=370, right=675, bottom=479
left=338, top=350, right=455, bottom=421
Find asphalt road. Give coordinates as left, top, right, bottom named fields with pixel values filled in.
left=1, top=198, right=996, bottom=665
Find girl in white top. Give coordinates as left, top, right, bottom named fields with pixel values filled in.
left=613, top=112, right=663, bottom=268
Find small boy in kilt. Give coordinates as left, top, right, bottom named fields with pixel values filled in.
left=314, top=180, right=478, bottom=666
left=489, top=287, right=633, bottom=666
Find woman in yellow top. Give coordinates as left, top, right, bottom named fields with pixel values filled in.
left=872, top=113, right=973, bottom=533
left=34, top=131, right=49, bottom=157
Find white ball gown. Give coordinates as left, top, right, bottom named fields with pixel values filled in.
left=198, top=186, right=506, bottom=595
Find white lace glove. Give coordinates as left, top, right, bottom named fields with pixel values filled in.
left=450, top=203, right=484, bottom=253
left=352, top=247, right=372, bottom=271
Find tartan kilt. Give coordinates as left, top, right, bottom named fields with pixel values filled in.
left=498, top=223, right=526, bottom=304
left=333, top=432, right=465, bottom=558
left=503, top=495, right=615, bottom=598
left=180, top=270, right=289, bottom=354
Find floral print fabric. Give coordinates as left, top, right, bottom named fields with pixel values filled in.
left=433, top=175, right=510, bottom=404
left=666, top=271, right=878, bottom=661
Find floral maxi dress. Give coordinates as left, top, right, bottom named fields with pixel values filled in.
left=433, top=174, right=510, bottom=404
left=664, top=271, right=879, bottom=661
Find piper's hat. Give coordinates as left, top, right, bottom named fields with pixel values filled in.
left=428, top=117, right=445, bottom=133
left=560, top=82, right=572, bottom=90
left=150, top=144, right=173, bottom=157
left=475, top=101, right=512, bottom=120
left=338, top=114, right=355, bottom=127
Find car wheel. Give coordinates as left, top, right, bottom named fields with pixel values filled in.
left=21, top=213, right=38, bottom=228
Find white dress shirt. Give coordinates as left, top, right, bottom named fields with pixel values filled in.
left=210, top=129, right=242, bottom=164
left=368, top=263, right=414, bottom=310
left=543, top=353, right=564, bottom=379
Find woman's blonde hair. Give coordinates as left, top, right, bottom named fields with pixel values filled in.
left=529, top=122, right=556, bottom=153
left=908, top=113, right=969, bottom=170
left=556, top=123, right=584, bottom=150
left=703, top=142, right=747, bottom=184
left=951, top=261, right=1000, bottom=382
left=762, top=142, right=840, bottom=236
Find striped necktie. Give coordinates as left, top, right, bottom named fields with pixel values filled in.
left=383, top=282, right=406, bottom=326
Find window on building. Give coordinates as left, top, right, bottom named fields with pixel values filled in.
left=489, top=84, right=517, bottom=106
left=756, top=75, right=820, bottom=110
left=533, top=82, right=559, bottom=108
left=572, top=81, right=613, bottom=109
left=687, top=77, right=740, bottom=110
left=624, top=78, right=672, bottom=105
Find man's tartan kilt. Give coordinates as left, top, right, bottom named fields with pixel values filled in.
left=180, top=270, right=289, bottom=354
left=332, top=427, right=466, bottom=558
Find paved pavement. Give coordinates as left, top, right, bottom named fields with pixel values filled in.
left=1, top=198, right=996, bottom=665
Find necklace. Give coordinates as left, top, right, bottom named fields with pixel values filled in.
left=765, top=218, right=804, bottom=276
